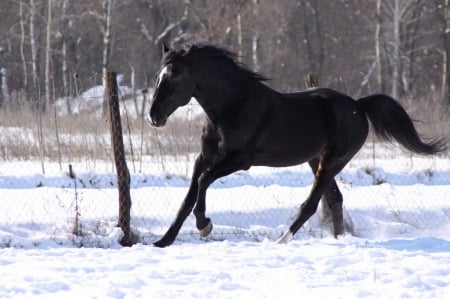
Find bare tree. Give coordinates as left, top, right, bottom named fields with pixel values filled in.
left=375, top=0, right=384, bottom=92
left=443, top=0, right=450, bottom=105
left=60, top=0, right=70, bottom=106
left=44, top=0, right=52, bottom=108
left=29, top=0, right=39, bottom=99
left=300, top=0, right=324, bottom=77
left=379, top=0, right=438, bottom=98
left=391, top=0, right=401, bottom=99
left=251, top=0, right=260, bottom=71
left=0, top=0, right=447, bottom=113
left=19, top=0, right=28, bottom=91
left=102, top=0, right=113, bottom=75
left=101, top=0, right=114, bottom=116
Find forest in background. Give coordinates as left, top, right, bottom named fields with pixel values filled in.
left=0, top=0, right=449, bottom=104
left=0, top=0, right=448, bottom=166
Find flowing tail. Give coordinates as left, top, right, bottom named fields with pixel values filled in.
left=357, top=94, right=446, bottom=155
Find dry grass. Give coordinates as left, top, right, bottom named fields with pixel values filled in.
left=0, top=92, right=447, bottom=171
left=0, top=95, right=203, bottom=169
left=402, top=96, right=450, bottom=146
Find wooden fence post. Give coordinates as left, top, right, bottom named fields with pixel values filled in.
left=104, top=70, right=134, bottom=246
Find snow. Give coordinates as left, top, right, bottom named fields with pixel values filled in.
left=2, top=76, right=450, bottom=297
left=54, top=82, right=203, bottom=120
left=1, top=238, right=450, bottom=298
left=0, top=149, right=449, bottom=298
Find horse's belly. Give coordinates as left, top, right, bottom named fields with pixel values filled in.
left=253, top=155, right=314, bottom=167
left=252, top=142, right=326, bottom=167
left=251, top=105, right=329, bottom=167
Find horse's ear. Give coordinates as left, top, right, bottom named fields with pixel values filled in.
left=182, top=44, right=195, bottom=59
left=162, top=41, right=170, bottom=54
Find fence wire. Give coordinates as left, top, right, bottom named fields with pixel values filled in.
left=0, top=88, right=449, bottom=247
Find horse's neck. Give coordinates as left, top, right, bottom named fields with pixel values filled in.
left=195, top=85, right=246, bottom=119
left=194, top=94, right=222, bottom=124
left=194, top=80, right=270, bottom=126
left=191, top=62, right=274, bottom=121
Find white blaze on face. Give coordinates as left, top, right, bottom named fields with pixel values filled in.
left=156, top=66, right=169, bottom=88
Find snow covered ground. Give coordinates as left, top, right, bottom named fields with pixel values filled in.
left=2, top=237, right=450, bottom=299
left=0, top=149, right=449, bottom=298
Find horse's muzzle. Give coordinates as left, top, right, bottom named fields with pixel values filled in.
left=146, top=114, right=166, bottom=127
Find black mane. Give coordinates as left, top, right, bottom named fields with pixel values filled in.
left=187, top=44, right=269, bottom=82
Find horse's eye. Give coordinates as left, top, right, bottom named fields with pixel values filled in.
left=171, top=67, right=183, bottom=77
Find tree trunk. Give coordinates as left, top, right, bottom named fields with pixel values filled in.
left=252, top=0, right=259, bottom=71
left=61, top=0, right=70, bottom=114
left=392, top=0, right=400, bottom=99
left=0, top=69, right=8, bottom=106
left=102, top=0, right=113, bottom=117
left=444, top=0, right=450, bottom=105
left=311, top=1, right=324, bottom=77
left=44, top=0, right=52, bottom=109
left=29, top=0, right=38, bottom=99
left=102, top=0, right=113, bottom=72
left=301, top=1, right=315, bottom=72
left=19, top=0, right=28, bottom=91
left=375, top=0, right=383, bottom=92
left=237, top=13, right=242, bottom=59
left=300, top=0, right=324, bottom=76
left=403, top=0, right=423, bottom=95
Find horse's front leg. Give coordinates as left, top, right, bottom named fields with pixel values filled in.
left=153, top=155, right=207, bottom=248
left=193, top=153, right=249, bottom=238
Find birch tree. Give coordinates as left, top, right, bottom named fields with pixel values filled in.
left=102, top=0, right=113, bottom=116
left=44, top=0, right=52, bottom=108
left=443, top=0, right=450, bottom=105
left=61, top=0, right=70, bottom=105
left=300, top=0, right=324, bottom=77
left=391, top=0, right=400, bottom=99
left=381, top=0, right=434, bottom=98
left=375, top=0, right=383, bottom=92
left=252, top=0, right=260, bottom=72
left=19, top=0, right=28, bottom=91
left=29, top=0, right=39, bottom=99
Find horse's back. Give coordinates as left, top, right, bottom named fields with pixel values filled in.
left=251, top=89, right=334, bottom=166
left=293, top=88, right=369, bottom=157
left=286, top=88, right=358, bottom=110
left=276, top=88, right=363, bottom=132
left=252, top=88, right=368, bottom=167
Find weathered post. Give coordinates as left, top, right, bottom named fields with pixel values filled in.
left=104, top=70, right=134, bottom=246
left=304, top=73, right=319, bottom=89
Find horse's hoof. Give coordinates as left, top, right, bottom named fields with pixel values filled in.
left=153, top=236, right=174, bottom=248
left=277, top=231, right=293, bottom=244
left=153, top=240, right=168, bottom=248
left=199, top=219, right=213, bottom=238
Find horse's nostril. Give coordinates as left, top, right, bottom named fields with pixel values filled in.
left=146, top=114, right=156, bottom=126
left=146, top=113, right=166, bottom=127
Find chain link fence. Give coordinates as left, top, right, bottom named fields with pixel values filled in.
left=0, top=78, right=449, bottom=247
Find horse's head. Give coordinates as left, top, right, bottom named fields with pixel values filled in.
left=148, top=43, right=194, bottom=127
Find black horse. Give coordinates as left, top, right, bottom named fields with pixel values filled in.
left=148, top=43, right=446, bottom=247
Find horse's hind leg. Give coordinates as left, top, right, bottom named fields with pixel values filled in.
left=278, top=153, right=349, bottom=244
left=308, top=158, right=344, bottom=237
left=322, top=180, right=344, bottom=237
